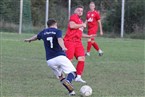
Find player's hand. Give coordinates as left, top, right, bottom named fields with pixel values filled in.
left=89, top=34, right=96, bottom=38
left=24, top=39, right=31, bottom=43
left=100, top=31, right=103, bottom=36
left=62, top=47, right=67, bottom=51
left=84, top=20, right=88, bottom=24
left=82, top=23, right=86, bottom=28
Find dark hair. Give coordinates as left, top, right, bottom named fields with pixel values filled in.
left=90, top=1, right=95, bottom=4
left=72, top=5, right=84, bottom=13
left=47, top=19, right=56, bottom=27
left=76, top=5, right=84, bottom=9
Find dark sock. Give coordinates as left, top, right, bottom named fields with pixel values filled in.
left=60, top=78, right=74, bottom=93
left=66, top=72, right=76, bottom=83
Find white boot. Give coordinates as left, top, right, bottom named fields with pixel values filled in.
left=75, top=75, right=86, bottom=83
left=98, top=49, right=103, bottom=56
left=86, top=52, right=90, bottom=56
left=69, top=91, right=76, bottom=96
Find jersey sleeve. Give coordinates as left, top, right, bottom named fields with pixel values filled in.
left=95, top=12, right=101, bottom=20
left=37, top=30, right=44, bottom=40
left=69, top=14, right=77, bottom=22
left=56, top=30, right=62, bottom=38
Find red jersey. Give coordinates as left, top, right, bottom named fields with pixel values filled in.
left=64, top=14, right=83, bottom=42
left=86, top=10, right=100, bottom=34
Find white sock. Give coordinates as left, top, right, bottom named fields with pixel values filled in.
left=99, top=49, right=103, bottom=53
left=77, top=75, right=81, bottom=78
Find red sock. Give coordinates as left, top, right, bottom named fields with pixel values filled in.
left=92, top=42, right=100, bottom=51
left=76, top=61, right=85, bottom=75
left=87, top=41, right=92, bottom=52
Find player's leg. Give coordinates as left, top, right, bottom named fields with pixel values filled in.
left=60, top=78, right=75, bottom=96
left=54, top=56, right=77, bottom=96
left=86, top=38, right=92, bottom=56
left=56, top=56, right=77, bottom=83
left=46, top=58, right=75, bottom=96
left=75, top=56, right=86, bottom=83
left=91, top=37, right=99, bottom=51
left=86, top=31, right=93, bottom=56
left=75, top=42, right=86, bottom=83
left=91, top=38, right=103, bottom=56
left=64, top=41, right=75, bottom=60
left=57, top=56, right=77, bottom=96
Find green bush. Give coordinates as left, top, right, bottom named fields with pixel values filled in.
left=104, top=0, right=145, bottom=36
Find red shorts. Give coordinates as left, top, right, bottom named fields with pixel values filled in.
left=88, top=30, right=97, bottom=35
left=64, top=41, right=85, bottom=60
left=88, top=26, right=98, bottom=35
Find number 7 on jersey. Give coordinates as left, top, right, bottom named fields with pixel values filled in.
left=47, top=37, right=53, bottom=48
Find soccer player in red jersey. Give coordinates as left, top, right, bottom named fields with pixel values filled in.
left=86, top=2, right=104, bottom=56
left=64, top=5, right=94, bottom=83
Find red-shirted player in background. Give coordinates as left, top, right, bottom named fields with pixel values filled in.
left=86, top=2, right=104, bottom=56
left=64, top=5, right=94, bottom=83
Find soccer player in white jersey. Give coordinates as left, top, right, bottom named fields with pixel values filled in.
left=24, top=19, right=77, bottom=96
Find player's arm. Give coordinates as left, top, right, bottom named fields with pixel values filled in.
left=58, top=38, right=67, bottom=51
left=82, top=33, right=96, bottom=38
left=69, top=21, right=86, bottom=29
left=98, top=20, right=103, bottom=35
left=85, top=20, right=88, bottom=24
left=24, top=35, right=38, bottom=42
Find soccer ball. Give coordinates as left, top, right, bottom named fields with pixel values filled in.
left=80, top=85, right=92, bottom=96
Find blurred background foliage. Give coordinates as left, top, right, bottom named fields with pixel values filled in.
left=0, top=0, right=145, bottom=39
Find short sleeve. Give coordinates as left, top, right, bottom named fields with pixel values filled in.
left=56, top=30, right=62, bottom=38
left=37, top=30, right=44, bottom=40
left=95, top=12, right=101, bottom=20
left=69, top=14, right=77, bottom=22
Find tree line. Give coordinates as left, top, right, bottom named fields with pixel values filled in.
left=0, top=0, right=145, bottom=38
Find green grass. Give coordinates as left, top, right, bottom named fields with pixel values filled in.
left=0, top=32, right=145, bottom=97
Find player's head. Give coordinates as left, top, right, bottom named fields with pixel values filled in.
left=47, top=19, right=57, bottom=28
left=89, top=2, right=95, bottom=11
left=74, top=5, right=84, bottom=16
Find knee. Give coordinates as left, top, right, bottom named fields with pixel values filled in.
left=88, top=38, right=91, bottom=42
left=77, top=56, right=85, bottom=61
left=91, top=40, right=95, bottom=43
left=59, top=74, right=64, bottom=80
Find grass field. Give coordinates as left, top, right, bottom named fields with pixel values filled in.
left=0, top=32, right=145, bottom=97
